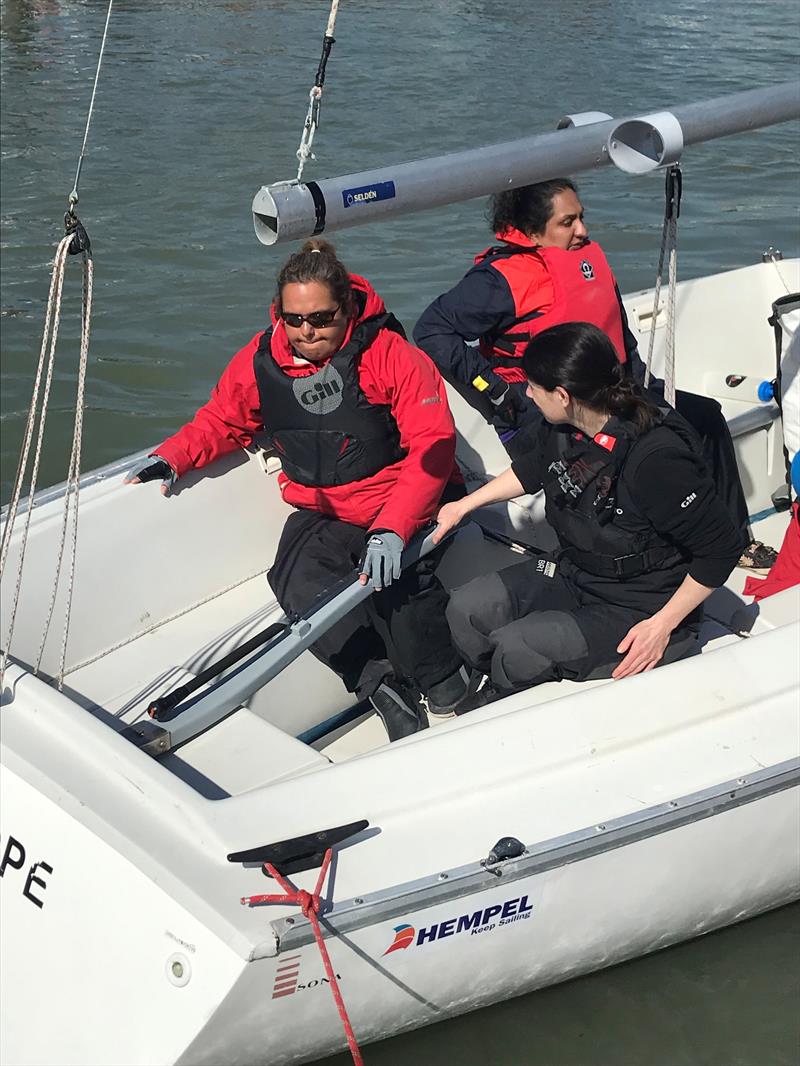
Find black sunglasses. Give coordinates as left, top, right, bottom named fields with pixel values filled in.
left=280, top=305, right=340, bottom=329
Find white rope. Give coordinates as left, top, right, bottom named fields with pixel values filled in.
left=644, top=167, right=681, bottom=409
left=0, top=0, right=113, bottom=686
left=0, top=235, right=74, bottom=682
left=664, top=216, right=679, bottom=409
left=295, top=0, right=340, bottom=182
left=34, top=253, right=93, bottom=688
left=643, top=234, right=666, bottom=392
left=68, top=0, right=114, bottom=211
left=0, top=235, right=71, bottom=579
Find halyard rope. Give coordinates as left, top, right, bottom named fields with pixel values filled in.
left=241, top=849, right=364, bottom=1066
left=295, top=0, right=340, bottom=181
left=1, top=235, right=74, bottom=681
left=644, top=165, right=681, bottom=409
left=36, top=251, right=92, bottom=686
left=0, top=1, right=113, bottom=685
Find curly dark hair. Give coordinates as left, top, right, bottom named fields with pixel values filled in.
left=489, top=178, right=578, bottom=238
left=274, top=238, right=355, bottom=318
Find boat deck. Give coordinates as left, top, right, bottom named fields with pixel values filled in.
left=59, top=506, right=797, bottom=794
left=323, top=507, right=797, bottom=763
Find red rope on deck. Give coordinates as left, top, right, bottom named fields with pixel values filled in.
left=241, top=848, right=364, bottom=1066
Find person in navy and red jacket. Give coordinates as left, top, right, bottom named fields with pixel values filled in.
left=127, top=239, right=468, bottom=739
left=414, top=178, right=776, bottom=574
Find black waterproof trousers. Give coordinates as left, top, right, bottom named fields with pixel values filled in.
left=268, top=509, right=463, bottom=700
left=446, top=556, right=699, bottom=693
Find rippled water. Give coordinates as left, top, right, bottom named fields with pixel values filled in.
left=1, top=0, right=799, bottom=1062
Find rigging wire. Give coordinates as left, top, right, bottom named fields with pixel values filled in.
left=295, top=0, right=340, bottom=182
left=68, top=0, right=114, bottom=213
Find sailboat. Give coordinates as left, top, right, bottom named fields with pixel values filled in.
left=1, top=79, right=799, bottom=1066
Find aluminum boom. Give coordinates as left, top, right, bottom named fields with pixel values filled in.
left=253, top=81, right=800, bottom=246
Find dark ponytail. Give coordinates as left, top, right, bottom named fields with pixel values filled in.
left=522, top=322, right=661, bottom=433
left=274, top=238, right=355, bottom=318
left=489, top=178, right=578, bottom=238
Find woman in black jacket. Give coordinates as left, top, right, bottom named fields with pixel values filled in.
left=433, top=322, right=742, bottom=701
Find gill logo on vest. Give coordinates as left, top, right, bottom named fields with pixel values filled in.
left=580, top=259, right=595, bottom=281
left=292, top=364, right=344, bottom=415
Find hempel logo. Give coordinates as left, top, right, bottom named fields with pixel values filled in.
left=382, top=894, right=533, bottom=956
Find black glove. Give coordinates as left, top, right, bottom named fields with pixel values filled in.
left=126, top=455, right=176, bottom=493
left=484, top=378, right=528, bottom=434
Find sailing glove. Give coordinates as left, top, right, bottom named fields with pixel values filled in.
left=360, top=531, right=404, bottom=590
left=485, top=379, right=528, bottom=434
left=126, top=455, right=176, bottom=493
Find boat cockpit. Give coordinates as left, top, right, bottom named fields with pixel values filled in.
left=2, top=257, right=798, bottom=803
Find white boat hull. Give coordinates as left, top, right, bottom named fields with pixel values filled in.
left=2, top=257, right=800, bottom=1064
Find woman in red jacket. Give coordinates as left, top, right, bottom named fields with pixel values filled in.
left=128, top=239, right=468, bottom=739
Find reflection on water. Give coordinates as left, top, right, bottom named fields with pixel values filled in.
left=1, top=2, right=799, bottom=1061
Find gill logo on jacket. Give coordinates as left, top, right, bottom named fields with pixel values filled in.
left=580, top=259, right=595, bottom=281
left=382, top=894, right=533, bottom=955
left=291, top=363, right=344, bottom=414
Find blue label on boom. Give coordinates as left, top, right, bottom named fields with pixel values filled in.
left=342, top=181, right=396, bottom=209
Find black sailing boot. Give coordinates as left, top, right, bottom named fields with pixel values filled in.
left=426, top=666, right=470, bottom=717
left=369, top=678, right=429, bottom=742
left=453, top=670, right=502, bottom=715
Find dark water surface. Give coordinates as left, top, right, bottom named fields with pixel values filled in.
left=1, top=1, right=799, bottom=1063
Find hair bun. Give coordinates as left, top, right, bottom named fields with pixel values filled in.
left=610, top=360, right=626, bottom=384
left=300, top=237, right=337, bottom=257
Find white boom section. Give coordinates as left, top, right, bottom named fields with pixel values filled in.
left=252, top=81, right=800, bottom=245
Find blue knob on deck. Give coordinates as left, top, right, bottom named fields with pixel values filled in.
left=757, top=379, right=775, bottom=402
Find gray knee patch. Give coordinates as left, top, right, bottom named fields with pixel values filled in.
left=490, top=611, right=589, bottom=690
left=446, top=572, right=515, bottom=672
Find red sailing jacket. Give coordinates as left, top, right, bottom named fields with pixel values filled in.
left=475, top=228, right=627, bottom=382
left=154, top=276, right=459, bottom=544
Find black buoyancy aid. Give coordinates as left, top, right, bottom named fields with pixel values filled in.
left=254, top=312, right=407, bottom=488
left=476, top=241, right=627, bottom=377
left=544, top=409, right=701, bottom=579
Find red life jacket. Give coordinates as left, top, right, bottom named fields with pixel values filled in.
left=476, top=232, right=627, bottom=383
